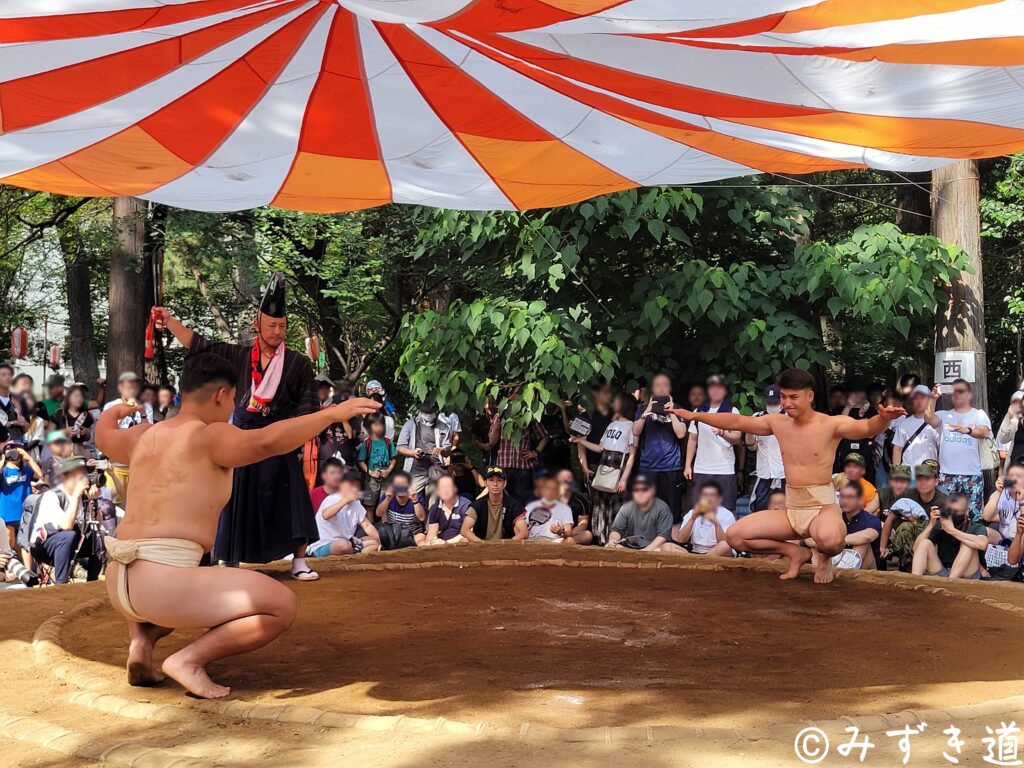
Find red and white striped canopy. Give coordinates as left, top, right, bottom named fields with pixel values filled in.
left=2, top=1, right=1023, bottom=212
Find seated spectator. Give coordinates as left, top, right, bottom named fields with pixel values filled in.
left=833, top=452, right=876, bottom=508
left=515, top=476, right=576, bottom=544
left=982, top=463, right=1024, bottom=548
left=911, top=493, right=987, bottom=579
left=310, top=458, right=343, bottom=514
left=767, top=489, right=787, bottom=511
left=463, top=466, right=523, bottom=542
left=908, top=460, right=948, bottom=510
left=555, top=467, right=592, bottom=545
left=605, top=474, right=675, bottom=552
left=28, top=457, right=104, bottom=583
left=40, top=431, right=73, bottom=486
left=825, top=482, right=882, bottom=570
left=672, top=481, right=735, bottom=557
left=879, top=496, right=929, bottom=571
left=424, top=475, right=470, bottom=545
left=308, top=469, right=380, bottom=557
left=1, top=445, right=41, bottom=551
left=376, top=471, right=427, bottom=548
left=874, top=464, right=912, bottom=558
left=356, top=414, right=397, bottom=511
left=1006, top=514, right=1024, bottom=573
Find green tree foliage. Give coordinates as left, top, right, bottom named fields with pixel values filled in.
left=402, top=182, right=968, bottom=426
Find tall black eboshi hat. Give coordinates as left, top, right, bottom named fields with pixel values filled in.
left=259, top=271, right=286, bottom=318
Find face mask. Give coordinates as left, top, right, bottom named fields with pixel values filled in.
left=767, top=404, right=782, bottom=414
left=419, top=411, right=436, bottom=424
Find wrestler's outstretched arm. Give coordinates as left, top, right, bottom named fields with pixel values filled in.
left=834, top=403, right=906, bottom=440
left=667, top=408, right=773, bottom=436
left=204, top=398, right=381, bottom=469
left=96, top=403, right=153, bottom=465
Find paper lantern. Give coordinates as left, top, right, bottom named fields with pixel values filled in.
left=9, top=328, right=27, bottom=360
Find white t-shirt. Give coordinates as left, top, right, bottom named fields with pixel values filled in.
left=312, top=496, right=366, bottom=548
left=753, top=427, right=784, bottom=480
left=688, top=408, right=739, bottom=474
left=522, top=499, right=574, bottom=540
left=892, top=415, right=940, bottom=469
left=680, top=506, right=736, bottom=554
left=32, top=489, right=75, bottom=544
left=936, top=408, right=991, bottom=476
left=600, top=419, right=635, bottom=454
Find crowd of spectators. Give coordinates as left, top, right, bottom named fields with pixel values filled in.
left=5, top=362, right=1024, bottom=589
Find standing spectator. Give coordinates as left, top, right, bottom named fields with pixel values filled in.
left=424, top=475, right=470, bottom=545
left=997, top=390, right=1024, bottom=470
left=911, top=493, right=987, bottom=579
left=310, top=458, right=344, bottom=515
left=0, top=364, right=30, bottom=443
left=472, top=399, right=501, bottom=467
left=376, top=471, right=427, bottom=548
left=604, top=474, right=675, bottom=552
left=318, top=407, right=356, bottom=470
left=673, top=481, right=735, bottom=557
left=51, top=384, right=94, bottom=457
left=686, top=383, right=707, bottom=410
left=495, top=406, right=548, bottom=502
left=577, top=381, right=614, bottom=486
left=555, top=467, right=592, bottom=545
left=828, top=385, right=848, bottom=415
left=746, top=385, right=785, bottom=512
left=365, top=380, right=397, bottom=417
left=515, top=476, right=576, bottom=543
left=155, top=385, right=179, bottom=422
left=41, top=374, right=66, bottom=418
left=463, top=466, right=524, bottom=542
left=833, top=381, right=878, bottom=483
left=40, top=431, right=73, bottom=486
left=925, top=380, right=991, bottom=517
left=0, top=445, right=40, bottom=551
left=396, top=401, right=455, bottom=498
left=633, top=373, right=686, bottom=521
left=539, top=400, right=572, bottom=471
left=569, top=393, right=637, bottom=545
left=28, top=457, right=103, bottom=583
left=834, top=453, right=877, bottom=508
left=307, top=469, right=380, bottom=557
left=356, top=414, right=396, bottom=510
left=685, top=375, right=741, bottom=509
left=101, top=371, right=154, bottom=505
left=898, top=373, right=922, bottom=398
left=892, top=385, right=940, bottom=474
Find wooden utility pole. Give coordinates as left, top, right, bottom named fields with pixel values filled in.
left=933, top=160, right=987, bottom=412
left=106, top=197, right=153, bottom=387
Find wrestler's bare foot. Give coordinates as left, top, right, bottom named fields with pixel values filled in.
left=780, top=547, right=813, bottom=580
left=162, top=652, right=230, bottom=699
left=814, top=555, right=835, bottom=584
left=127, top=623, right=172, bottom=687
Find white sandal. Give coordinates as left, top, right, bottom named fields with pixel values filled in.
left=291, top=569, right=319, bottom=581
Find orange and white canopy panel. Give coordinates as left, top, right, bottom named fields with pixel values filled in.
left=2, top=0, right=1023, bottom=212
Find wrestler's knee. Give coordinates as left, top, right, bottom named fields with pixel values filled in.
left=726, top=527, right=745, bottom=551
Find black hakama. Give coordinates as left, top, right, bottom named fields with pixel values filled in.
left=189, top=334, right=320, bottom=564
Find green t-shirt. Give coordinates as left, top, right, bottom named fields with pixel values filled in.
left=928, top=516, right=986, bottom=568
left=41, top=397, right=62, bottom=417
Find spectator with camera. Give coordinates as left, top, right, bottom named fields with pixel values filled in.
left=376, top=471, right=428, bottom=548
left=28, top=456, right=104, bottom=583
left=51, top=384, right=94, bottom=457
left=308, top=469, right=380, bottom=557
left=449, top=449, right=482, bottom=500
left=356, top=413, right=397, bottom=510
left=0, top=363, right=32, bottom=444
left=892, top=385, right=940, bottom=474
left=833, top=381, right=878, bottom=483
left=1, top=444, right=42, bottom=552
left=982, top=462, right=1024, bottom=547
left=672, top=481, right=736, bottom=557
left=633, top=374, right=687, bottom=521
left=911, top=492, right=987, bottom=579
left=576, top=380, right=615, bottom=487
left=462, top=466, right=524, bottom=542
left=924, top=380, right=991, bottom=517
left=397, top=401, right=456, bottom=498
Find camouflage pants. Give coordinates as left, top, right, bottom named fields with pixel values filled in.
left=890, top=520, right=927, bottom=571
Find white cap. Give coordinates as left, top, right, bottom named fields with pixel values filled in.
left=1012, top=391, right=1024, bottom=402
left=911, top=384, right=931, bottom=397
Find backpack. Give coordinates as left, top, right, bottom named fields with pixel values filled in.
left=17, top=489, right=67, bottom=551
left=363, top=437, right=392, bottom=466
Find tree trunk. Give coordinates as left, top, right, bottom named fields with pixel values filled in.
left=933, top=161, right=987, bottom=412
left=106, top=197, right=153, bottom=387
left=895, top=171, right=932, bottom=236
left=57, top=223, right=100, bottom=393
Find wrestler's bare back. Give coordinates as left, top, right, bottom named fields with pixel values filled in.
left=762, top=411, right=845, bottom=486
left=114, top=415, right=233, bottom=552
